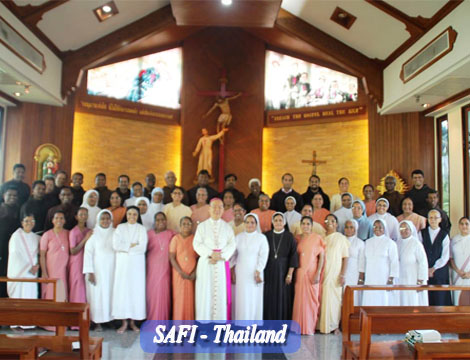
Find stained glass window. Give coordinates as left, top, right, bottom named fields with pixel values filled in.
left=87, top=47, right=182, bottom=109
left=265, top=50, right=358, bottom=110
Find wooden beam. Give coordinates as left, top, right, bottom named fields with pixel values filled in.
left=61, top=5, right=176, bottom=98
left=365, top=0, right=428, bottom=36
left=20, top=0, right=70, bottom=26
left=0, top=0, right=64, bottom=58
left=382, top=0, right=464, bottom=67
left=275, top=8, right=383, bottom=106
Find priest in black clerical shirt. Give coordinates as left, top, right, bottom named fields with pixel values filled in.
left=20, top=180, right=48, bottom=234
left=115, top=174, right=131, bottom=205
left=187, top=170, right=218, bottom=206
left=0, top=163, right=30, bottom=207
left=70, top=172, right=86, bottom=207
left=301, top=174, right=330, bottom=210
left=94, top=173, right=112, bottom=209
left=144, top=173, right=156, bottom=200
left=271, top=173, right=303, bottom=212
left=419, top=190, right=451, bottom=233
left=405, top=169, right=434, bottom=214
left=44, top=187, right=78, bottom=231
left=0, top=187, right=21, bottom=297
left=220, top=173, right=245, bottom=206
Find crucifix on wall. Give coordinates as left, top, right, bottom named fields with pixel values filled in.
left=302, top=151, right=327, bottom=175
left=197, top=69, right=245, bottom=190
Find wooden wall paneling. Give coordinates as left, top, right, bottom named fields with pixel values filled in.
left=181, top=28, right=265, bottom=194
left=368, top=99, right=435, bottom=189
left=3, top=96, right=75, bottom=184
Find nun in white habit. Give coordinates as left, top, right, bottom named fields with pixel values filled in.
left=396, top=220, right=428, bottom=306
left=7, top=214, right=40, bottom=331
left=450, top=217, right=470, bottom=305
left=81, top=190, right=101, bottom=229
left=112, top=206, right=148, bottom=333
left=368, top=198, right=399, bottom=241
left=231, top=212, right=269, bottom=321
left=149, top=187, right=165, bottom=216
left=135, top=197, right=154, bottom=231
left=343, top=219, right=364, bottom=306
left=284, top=196, right=301, bottom=230
left=333, top=192, right=354, bottom=233
left=358, top=218, right=399, bottom=306
left=83, top=209, right=116, bottom=328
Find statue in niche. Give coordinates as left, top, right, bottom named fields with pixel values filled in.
left=33, top=143, right=62, bottom=180
left=192, top=128, right=228, bottom=178
left=203, top=92, right=242, bottom=134
left=42, top=154, right=59, bottom=178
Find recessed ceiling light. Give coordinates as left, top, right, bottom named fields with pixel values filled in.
left=221, top=0, right=232, bottom=6
left=422, top=103, right=430, bottom=108
left=93, top=1, right=119, bottom=22
left=13, top=92, right=21, bottom=97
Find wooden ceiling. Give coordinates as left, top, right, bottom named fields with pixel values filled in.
left=170, top=0, right=281, bottom=27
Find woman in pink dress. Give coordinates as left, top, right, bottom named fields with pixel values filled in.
left=40, top=210, right=70, bottom=302
left=221, top=190, right=235, bottom=222
left=190, top=187, right=210, bottom=233
left=397, top=197, right=427, bottom=232
left=146, top=212, right=176, bottom=320
left=68, top=208, right=91, bottom=304
left=292, top=216, right=325, bottom=335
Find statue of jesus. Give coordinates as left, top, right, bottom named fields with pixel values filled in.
left=203, top=92, right=242, bottom=133
left=192, top=128, right=229, bottom=178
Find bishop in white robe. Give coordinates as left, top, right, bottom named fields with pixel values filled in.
left=194, top=199, right=235, bottom=321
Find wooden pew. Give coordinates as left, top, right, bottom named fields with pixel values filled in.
left=415, top=340, right=470, bottom=359
left=0, top=278, right=102, bottom=359
left=342, top=285, right=470, bottom=360
left=356, top=307, right=470, bottom=359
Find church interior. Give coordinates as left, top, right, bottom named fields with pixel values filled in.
left=0, top=0, right=470, bottom=359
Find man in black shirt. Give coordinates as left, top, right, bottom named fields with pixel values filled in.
left=301, top=174, right=330, bottom=210
left=419, top=190, right=451, bottom=233
left=144, top=173, right=156, bottom=200
left=188, top=170, right=218, bottom=206
left=115, top=174, right=131, bottom=205
left=0, top=163, right=30, bottom=207
left=220, top=173, right=245, bottom=206
left=20, top=180, right=48, bottom=234
left=405, top=169, right=434, bottom=214
left=44, top=187, right=78, bottom=231
left=70, top=172, right=85, bottom=207
left=94, top=173, right=113, bottom=209
left=271, top=173, right=303, bottom=212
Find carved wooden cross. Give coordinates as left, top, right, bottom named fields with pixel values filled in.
left=302, top=151, right=327, bottom=175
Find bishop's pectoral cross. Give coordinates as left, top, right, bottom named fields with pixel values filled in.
left=302, top=151, right=326, bottom=175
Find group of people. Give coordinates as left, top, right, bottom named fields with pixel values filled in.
left=0, top=164, right=469, bottom=336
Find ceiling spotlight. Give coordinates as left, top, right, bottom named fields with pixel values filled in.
left=221, top=0, right=232, bottom=6
left=13, top=92, right=21, bottom=97
left=93, top=1, right=118, bottom=22
left=422, top=103, right=430, bottom=108
left=24, top=85, right=31, bottom=94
